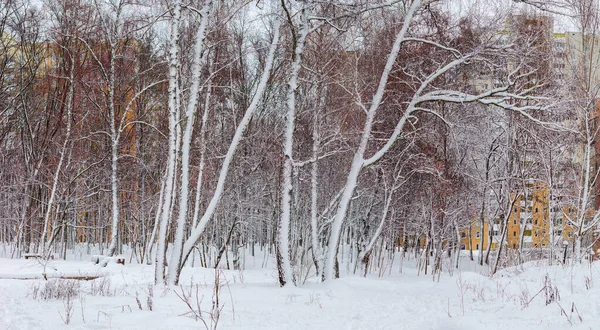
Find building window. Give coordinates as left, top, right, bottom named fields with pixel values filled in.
left=535, top=219, right=538, bottom=225
left=476, top=232, right=481, bottom=238
left=514, top=231, right=517, bottom=237
left=536, top=207, right=539, bottom=213
left=514, top=219, right=517, bottom=225
left=476, top=244, right=479, bottom=250
left=461, top=232, right=466, bottom=238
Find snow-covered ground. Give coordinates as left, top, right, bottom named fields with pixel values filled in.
left=0, top=250, right=598, bottom=329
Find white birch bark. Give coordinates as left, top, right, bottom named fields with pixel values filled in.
left=277, top=5, right=309, bottom=287
left=190, top=78, right=212, bottom=267
left=173, top=21, right=281, bottom=284
left=478, top=146, right=495, bottom=266
left=168, top=0, right=212, bottom=285
left=359, top=183, right=394, bottom=267
left=323, top=0, right=421, bottom=281
left=310, top=97, right=322, bottom=278
left=104, top=1, right=124, bottom=257
left=576, top=118, right=593, bottom=261
left=453, top=216, right=461, bottom=269
left=107, top=38, right=120, bottom=256
left=155, top=0, right=181, bottom=284
left=39, top=56, right=75, bottom=255
left=565, top=112, right=600, bottom=261
left=145, top=173, right=166, bottom=264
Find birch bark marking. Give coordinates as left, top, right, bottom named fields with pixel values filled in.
left=310, top=87, right=323, bottom=278
left=155, top=0, right=181, bottom=284
left=173, top=20, right=282, bottom=285
left=277, top=3, right=309, bottom=287
left=145, top=173, right=166, bottom=264
left=191, top=75, right=212, bottom=268
left=323, top=0, right=421, bottom=281
left=39, top=55, right=75, bottom=255
left=168, top=0, right=212, bottom=286
left=107, top=18, right=121, bottom=256
left=83, top=0, right=127, bottom=257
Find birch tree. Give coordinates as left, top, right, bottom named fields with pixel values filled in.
left=276, top=0, right=404, bottom=286
left=73, top=0, right=163, bottom=257
left=154, top=0, right=182, bottom=283
left=167, top=0, right=213, bottom=285
left=564, top=106, right=600, bottom=261
left=3, top=0, right=51, bottom=254
left=161, top=7, right=282, bottom=285
left=322, top=0, right=550, bottom=280
left=276, top=0, right=311, bottom=287
left=39, top=48, right=75, bottom=256
left=554, top=0, right=600, bottom=261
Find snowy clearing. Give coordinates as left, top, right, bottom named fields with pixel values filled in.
left=0, top=252, right=598, bottom=330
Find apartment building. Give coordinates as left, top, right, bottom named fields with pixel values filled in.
left=505, top=180, right=576, bottom=250
left=459, top=220, right=498, bottom=251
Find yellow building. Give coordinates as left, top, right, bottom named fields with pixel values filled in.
left=557, top=207, right=576, bottom=243
left=460, top=220, right=497, bottom=251
left=506, top=180, right=582, bottom=250
left=531, top=185, right=551, bottom=248
left=507, top=193, right=522, bottom=249
left=508, top=181, right=551, bottom=249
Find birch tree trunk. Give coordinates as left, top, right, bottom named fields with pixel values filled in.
left=277, top=4, right=309, bottom=287
left=97, top=0, right=125, bottom=257
left=155, top=0, right=181, bottom=284
left=168, top=0, right=212, bottom=286
left=170, top=20, right=281, bottom=285
left=39, top=55, right=75, bottom=256
left=107, top=36, right=120, bottom=256
left=190, top=76, right=212, bottom=268
left=145, top=173, right=166, bottom=265
left=478, top=143, right=496, bottom=265
left=360, top=184, right=395, bottom=276
left=323, top=0, right=421, bottom=281
left=310, top=92, right=322, bottom=279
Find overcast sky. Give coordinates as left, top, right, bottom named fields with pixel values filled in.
left=444, top=0, right=580, bottom=32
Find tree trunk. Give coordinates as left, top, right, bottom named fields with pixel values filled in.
left=155, top=0, right=181, bottom=284
left=174, top=21, right=281, bottom=285
left=323, top=0, right=420, bottom=281
left=168, top=0, right=212, bottom=286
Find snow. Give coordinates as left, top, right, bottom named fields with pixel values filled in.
left=1, top=249, right=599, bottom=330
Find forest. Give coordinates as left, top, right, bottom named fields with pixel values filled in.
left=1, top=0, right=600, bottom=290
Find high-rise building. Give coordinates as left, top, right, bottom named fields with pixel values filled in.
left=461, top=14, right=600, bottom=253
